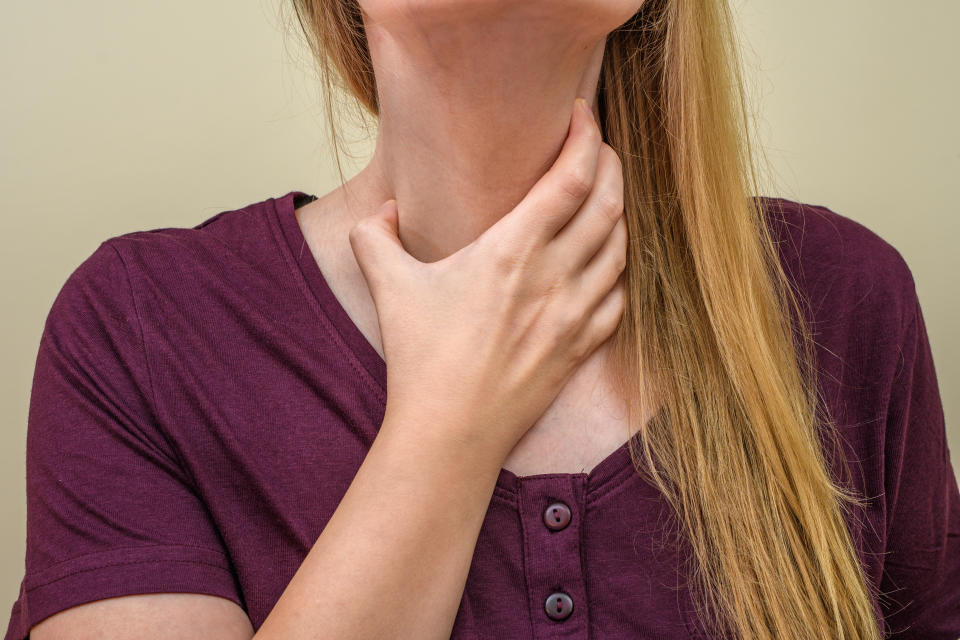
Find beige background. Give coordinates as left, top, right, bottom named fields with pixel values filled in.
left=1, top=0, right=957, bottom=615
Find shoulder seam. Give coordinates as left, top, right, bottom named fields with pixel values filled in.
left=103, top=240, right=164, bottom=450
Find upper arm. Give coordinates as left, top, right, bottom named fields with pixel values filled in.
left=878, top=286, right=960, bottom=637
left=6, top=241, right=250, bottom=639
left=30, top=593, right=254, bottom=640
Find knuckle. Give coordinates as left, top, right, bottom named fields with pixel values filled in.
left=596, top=190, right=624, bottom=221
left=491, top=235, right=535, bottom=276
left=554, top=303, right=582, bottom=339
left=347, top=221, right=362, bottom=243
left=558, top=166, right=592, bottom=200
left=612, top=246, right=627, bottom=275
left=542, top=272, right=565, bottom=299
left=596, top=291, right=626, bottom=339
left=613, top=229, right=628, bottom=273
left=347, top=224, right=365, bottom=252
left=613, top=293, right=628, bottom=330
left=489, top=216, right=540, bottom=267
left=568, top=335, right=591, bottom=365
left=599, top=143, right=623, bottom=172
left=491, top=239, right=523, bottom=271
left=558, top=317, right=590, bottom=363
left=348, top=217, right=374, bottom=243
left=597, top=154, right=625, bottom=221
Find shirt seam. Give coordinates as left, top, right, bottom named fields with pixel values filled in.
left=104, top=240, right=164, bottom=449
left=516, top=481, right=538, bottom=637
left=25, top=543, right=234, bottom=591
left=27, top=558, right=236, bottom=592
left=265, top=195, right=387, bottom=404
left=29, top=542, right=233, bottom=570
left=105, top=239, right=205, bottom=488
left=881, top=286, right=923, bottom=551
left=892, top=287, right=921, bottom=382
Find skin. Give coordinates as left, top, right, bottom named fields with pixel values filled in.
left=328, top=0, right=642, bottom=262
left=30, top=1, right=646, bottom=638
left=300, top=0, right=653, bottom=476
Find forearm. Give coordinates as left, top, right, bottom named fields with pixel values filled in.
left=254, top=404, right=503, bottom=640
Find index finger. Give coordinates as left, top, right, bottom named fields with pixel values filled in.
left=486, top=97, right=603, bottom=248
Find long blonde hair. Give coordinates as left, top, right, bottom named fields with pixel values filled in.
left=284, top=1, right=884, bottom=637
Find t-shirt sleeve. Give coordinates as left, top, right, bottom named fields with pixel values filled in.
left=4, top=241, right=245, bottom=640
left=879, top=285, right=960, bottom=638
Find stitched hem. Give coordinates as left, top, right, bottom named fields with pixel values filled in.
left=5, top=545, right=244, bottom=640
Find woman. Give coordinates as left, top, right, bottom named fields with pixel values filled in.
left=6, top=1, right=958, bottom=639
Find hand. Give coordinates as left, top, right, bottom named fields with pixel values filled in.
left=349, top=98, right=627, bottom=461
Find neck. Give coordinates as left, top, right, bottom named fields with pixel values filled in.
left=339, top=8, right=608, bottom=263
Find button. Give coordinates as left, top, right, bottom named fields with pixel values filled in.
left=543, top=501, right=572, bottom=531
left=544, top=591, right=574, bottom=621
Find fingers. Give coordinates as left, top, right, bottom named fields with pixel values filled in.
left=486, top=98, right=603, bottom=251
left=348, top=199, right=419, bottom=299
left=580, top=272, right=627, bottom=353
left=573, top=212, right=627, bottom=314
left=550, top=143, right=624, bottom=271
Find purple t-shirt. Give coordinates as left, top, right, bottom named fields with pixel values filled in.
left=5, top=191, right=959, bottom=639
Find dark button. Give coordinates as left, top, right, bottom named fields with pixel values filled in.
left=544, top=591, right=574, bottom=621
left=543, top=501, right=572, bottom=531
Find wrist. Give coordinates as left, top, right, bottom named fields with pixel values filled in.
left=379, top=400, right=507, bottom=480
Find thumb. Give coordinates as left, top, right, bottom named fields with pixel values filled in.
left=348, top=199, right=415, bottom=296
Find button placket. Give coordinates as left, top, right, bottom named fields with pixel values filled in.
left=518, top=476, right=588, bottom=639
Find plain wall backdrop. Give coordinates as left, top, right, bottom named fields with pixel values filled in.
left=1, top=0, right=957, bottom=614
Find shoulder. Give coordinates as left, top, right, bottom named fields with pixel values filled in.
left=756, top=196, right=919, bottom=333
left=101, top=196, right=279, bottom=275
left=77, top=194, right=295, bottom=306
left=45, top=193, right=294, bottom=347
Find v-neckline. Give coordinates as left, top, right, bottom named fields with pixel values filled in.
left=271, top=190, right=651, bottom=499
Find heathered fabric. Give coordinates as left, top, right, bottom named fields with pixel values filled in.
left=5, top=191, right=959, bottom=639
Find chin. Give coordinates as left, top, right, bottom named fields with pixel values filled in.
left=359, top=0, right=645, bottom=40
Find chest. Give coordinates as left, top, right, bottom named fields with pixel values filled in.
left=500, top=345, right=640, bottom=477
left=300, top=201, right=647, bottom=479
left=336, top=271, right=641, bottom=477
